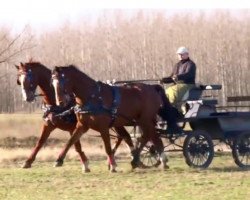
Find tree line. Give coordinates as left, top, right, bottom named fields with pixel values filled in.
left=1, top=10, right=250, bottom=113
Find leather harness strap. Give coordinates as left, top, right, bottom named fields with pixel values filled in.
left=74, top=82, right=121, bottom=127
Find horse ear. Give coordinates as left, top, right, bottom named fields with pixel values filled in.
left=15, top=65, right=19, bottom=70
left=20, top=62, right=24, bottom=67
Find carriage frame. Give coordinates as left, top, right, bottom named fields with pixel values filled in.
left=113, top=80, right=250, bottom=169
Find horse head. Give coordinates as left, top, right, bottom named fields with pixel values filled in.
left=51, top=66, right=73, bottom=107
left=15, top=62, right=39, bottom=102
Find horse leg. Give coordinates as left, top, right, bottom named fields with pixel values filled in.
left=130, top=125, right=151, bottom=169
left=100, top=129, right=117, bottom=173
left=22, top=124, right=55, bottom=168
left=131, top=121, right=161, bottom=169
left=107, top=135, right=122, bottom=171
left=55, top=124, right=88, bottom=168
left=113, top=127, right=134, bottom=154
left=106, top=127, right=134, bottom=170
left=150, top=132, right=169, bottom=170
left=72, top=136, right=90, bottom=173
left=111, top=136, right=123, bottom=154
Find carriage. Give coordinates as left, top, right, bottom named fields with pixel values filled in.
left=113, top=81, right=250, bottom=169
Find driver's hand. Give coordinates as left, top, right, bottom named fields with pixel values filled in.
left=172, top=75, right=177, bottom=81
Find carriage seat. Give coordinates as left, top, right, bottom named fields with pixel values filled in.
left=181, top=84, right=222, bottom=101
left=179, top=84, right=221, bottom=117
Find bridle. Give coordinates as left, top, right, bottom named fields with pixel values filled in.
left=51, top=72, right=73, bottom=106
left=51, top=72, right=67, bottom=94
left=18, top=68, right=44, bottom=98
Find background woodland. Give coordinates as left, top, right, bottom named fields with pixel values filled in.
left=1, top=10, right=250, bottom=113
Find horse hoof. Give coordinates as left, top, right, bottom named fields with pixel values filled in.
left=53, top=160, right=63, bottom=167
left=83, top=168, right=91, bottom=173
left=162, top=164, right=170, bottom=170
left=138, top=162, right=149, bottom=169
left=110, top=168, right=117, bottom=173
left=22, top=162, right=32, bottom=168
left=131, top=161, right=139, bottom=169
left=153, top=160, right=161, bottom=168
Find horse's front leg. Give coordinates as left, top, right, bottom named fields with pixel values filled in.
left=72, top=135, right=90, bottom=173
left=22, top=124, right=55, bottom=168
left=55, top=123, right=88, bottom=168
left=100, top=128, right=117, bottom=172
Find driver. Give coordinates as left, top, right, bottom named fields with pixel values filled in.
left=162, top=47, right=196, bottom=110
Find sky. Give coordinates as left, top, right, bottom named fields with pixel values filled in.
left=1, top=0, right=250, bottom=33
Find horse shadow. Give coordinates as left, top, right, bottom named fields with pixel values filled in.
left=208, top=166, right=250, bottom=172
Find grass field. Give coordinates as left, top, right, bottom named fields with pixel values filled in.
left=0, top=154, right=249, bottom=200
left=0, top=114, right=249, bottom=200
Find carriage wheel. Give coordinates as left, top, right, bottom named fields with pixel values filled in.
left=140, top=142, right=160, bottom=168
left=232, top=132, right=250, bottom=168
left=183, top=130, right=214, bottom=168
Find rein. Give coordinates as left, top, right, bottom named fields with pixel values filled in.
left=34, top=94, right=45, bottom=97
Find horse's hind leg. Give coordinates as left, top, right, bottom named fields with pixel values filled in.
left=150, top=132, right=169, bottom=169
left=111, top=135, right=123, bottom=155
left=113, top=127, right=134, bottom=154
left=131, top=121, right=168, bottom=170
left=130, top=123, right=152, bottom=169
left=22, top=124, right=55, bottom=168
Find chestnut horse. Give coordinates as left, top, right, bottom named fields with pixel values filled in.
left=51, top=65, right=170, bottom=172
left=15, top=62, right=134, bottom=172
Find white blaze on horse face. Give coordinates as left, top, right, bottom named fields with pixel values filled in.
left=52, top=78, right=61, bottom=106
left=20, top=74, right=28, bottom=101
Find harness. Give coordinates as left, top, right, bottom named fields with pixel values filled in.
left=74, top=81, right=121, bottom=127
left=42, top=103, right=76, bottom=124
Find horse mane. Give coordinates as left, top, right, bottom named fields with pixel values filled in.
left=54, top=65, right=81, bottom=73
left=66, top=65, right=79, bottom=71
left=22, top=61, right=51, bottom=74
left=25, top=61, right=44, bottom=68
left=53, top=65, right=94, bottom=81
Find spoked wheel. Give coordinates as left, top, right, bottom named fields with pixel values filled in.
left=140, top=142, right=160, bottom=168
left=232, top=132, right=250, bottom=168
left=183, top=131, right=214, bottom=168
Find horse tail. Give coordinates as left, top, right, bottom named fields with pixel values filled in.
left=153, top=85, right=179, bottom=123
left=153, top=85, right=171, bottom=108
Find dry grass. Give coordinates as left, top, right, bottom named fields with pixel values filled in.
left=0, top=113, right=113, bottom=140
left=0, top=113, right=45, bottom=139
left=0, top=143, right=129, bottom=165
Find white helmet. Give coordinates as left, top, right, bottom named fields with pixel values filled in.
left=176, top=46, right=189, bottom=54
